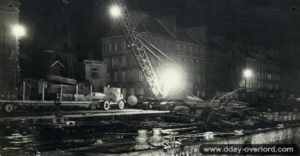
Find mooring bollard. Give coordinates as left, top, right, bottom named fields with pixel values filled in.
left=66, top=121, right=76, bottom=126
left=274, top=112, right=278, bottom=121
left=269, top=113, right=274, bottom=121
left=292, top=113, right=297, bottom=120
left=262, top=112, right=267, bottom=119
left=149, top=128, right=163, bottom=146
left=152, top=128, right=162, bottom=141
left=266, top=112, right=272, bottom=120
left=283, top=112, right=288, bottom=121
left=278, top=112, right=283, bottom=121
left=203, top=132, right=214, bottom=140
left=288, top=112, right=293, bottom=121
left=135, top=129, right=150, bottom=150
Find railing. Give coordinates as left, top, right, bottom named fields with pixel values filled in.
left=21, top=81, right=94, bottom=102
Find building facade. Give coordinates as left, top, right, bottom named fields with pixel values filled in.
left=0, top=0, right=20, bottom=99
left=103, top=13, right=290, bottom=103
left=102, top=15, right=207, bottom=98
left=83, top=60, right=107, bottom=92
left=238, top=47, right=282, bottom=104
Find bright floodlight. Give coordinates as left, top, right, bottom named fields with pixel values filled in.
left=109, top=5, right=122, bottom=18
left=243, top=69, right=253, bottom=78
left=11, top=24, right=26, bottom=38
left=159, top=64, right=185, bottom=96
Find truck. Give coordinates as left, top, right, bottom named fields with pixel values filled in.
left=0, top=81, right=126, bottom=113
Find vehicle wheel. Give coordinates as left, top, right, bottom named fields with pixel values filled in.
left=89, top=104, right=97, bottom=110
left=101, top=101, right=110, bottom=110
left=3, top=104, right=15, bottom=113
left=97, top=102, right=103, bottom=109
left=118, top=100, right=125, bottom=110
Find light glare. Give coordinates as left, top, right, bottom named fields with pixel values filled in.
left=243, top=69, right=253, bottom=78
left=159, top=64, right=185, bottom=96
left=11, top=24, right=26, bottom=38
left=109, top=5, right=122, bottom=18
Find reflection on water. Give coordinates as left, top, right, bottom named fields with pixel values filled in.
left=0, top=121, right=141, bottom=156
left=1, top=119, right=299, bottom=156
left=0, top=118, right=185, bottom=156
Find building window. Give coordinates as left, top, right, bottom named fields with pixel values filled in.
left=137, top=88, right=144, bottom=95
left=108, top=43, right=112, bottom=52
left=113, top=72, right=118, bottom=82
left=134, top=69, right=139, bottom=81
left=130, top=88, right=135, bottom=95
left=127, top=70, right=133, bottom=81
left=114, top=41, right=118, bottom=51
left=197, top=75, right=201, bottom=83
left=193, top=47, right=198, bottom=56
left=190, top=60, right=195, bottom=71
left=122, top=41, right=127, bottom=50
left=194, top=74, right=198, bottom=82
left=112, top=57, right=119, bottom=67
left=90, top=67, right=100, bottom=79
left=189, top=46, right=193, bottom=56
left=122, top=88, right=126, bottom=97
left=138, top=71, right=143, bottom=81
left=122, top=55, right=126, bottom=66
left=121, top=71, right=126, bottom=82
left=104, top=43, right=109, bottom=54
left=112, top=58, right=115, bottom=67
left=181, top=45, right=185, bottom=54
left=176, top=44, right=180, bottom=54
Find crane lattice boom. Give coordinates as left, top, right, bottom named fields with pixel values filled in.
left=111, top=0, right=163, bottom=97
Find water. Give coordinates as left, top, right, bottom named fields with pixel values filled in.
left=0, top=117, right=192, bottom=156
left=0, top=120, right=142, bottom=156
left=1, top=114, right=295, bottom=156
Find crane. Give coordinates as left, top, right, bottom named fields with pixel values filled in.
left=110, top=0, right=165, bottom=97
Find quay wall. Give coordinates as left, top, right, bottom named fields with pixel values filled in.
left=124, top=125, right=300, bottom=156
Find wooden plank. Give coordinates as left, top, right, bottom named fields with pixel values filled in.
left=0, top=100, right=93, bottom=104
left=0, top=109, right=170, bottom=121
left=0, top=100, right=94, bottom=107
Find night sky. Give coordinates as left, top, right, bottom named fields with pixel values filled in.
left=19, top=0, right=300, bottom=64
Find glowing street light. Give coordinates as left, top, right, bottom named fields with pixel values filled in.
left=109, top=5, right=122, bottom=18
left=243, top=69, right=253, bottom=91
left=10, top=24, right=26, bottom=88
left=243, top=69, right=253, bottom=79
left=11, top=24, right=26, bottom=38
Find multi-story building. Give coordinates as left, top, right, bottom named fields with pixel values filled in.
left=103, top=12, right=291, bottom=103
left=102, top=14, right=207, bottom=98
left=0, top=0, right=20, bottom=99
left=239, top=47, right=282, bottom=103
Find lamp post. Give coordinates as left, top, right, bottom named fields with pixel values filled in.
left=11, top=24, right=26, bottom=61
left=11, top=24, right=26, bottom=96
left=243, top=69, right=253, bottom=92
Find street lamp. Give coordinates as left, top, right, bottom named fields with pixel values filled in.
left=11, top=24, right=26, bottom=57
left=243, top=69, right=253, bottom=91
left=11, top=24, right=26, bottom=94
left=11, top=24, right=26, bottom=39
left=109, top=5, right=122, bottom=18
